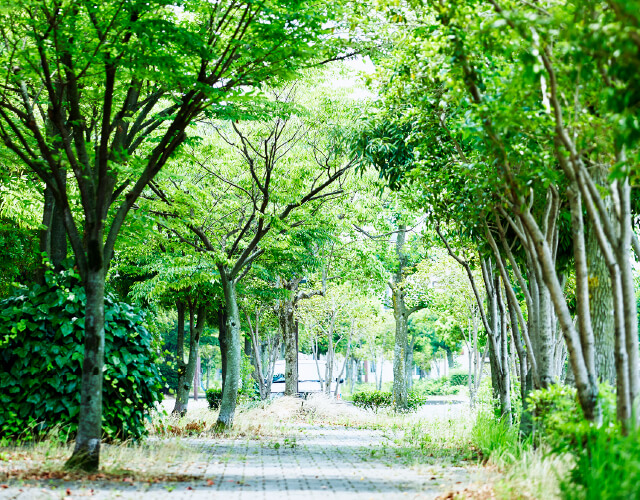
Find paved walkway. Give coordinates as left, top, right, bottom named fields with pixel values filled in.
left=1, top=398, right=491, bottom=500
left=1, top=424, right=488, bottom=500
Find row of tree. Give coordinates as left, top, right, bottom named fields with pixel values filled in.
left=357, top=0, right=640, bottom=432
left=0, top=0, right=473, bottom=472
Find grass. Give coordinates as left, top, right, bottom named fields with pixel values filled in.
left=0, top=438, right=205, bottom=483
left=1, top=392, right=570, bottom=499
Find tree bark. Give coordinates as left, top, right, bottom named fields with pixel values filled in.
left=65, top=267, right=105, bottom=472
left=391, top=225, right=409, bottom=411
left=585, top=167, right=615, bottom=384
left=174, top=303, right=206, bottom=415
left=246, top=307, right=280, bottom=400
left=216, top=272, right=241, bottom=428
left=172, top=301, right=187, bottom=415
left=392, top=284, right=408, bottom=410
left=218, top=307, right=228, bottom=392
left=194, top=354, right=200, bottom=401
left=405, top=336, right=416, bottom=391
left=280, top=298, right=298, bottom=396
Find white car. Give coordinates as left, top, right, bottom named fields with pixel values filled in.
left=270, top=358, right=341, bottom=397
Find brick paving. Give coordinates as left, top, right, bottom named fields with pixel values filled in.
left=1, top=421, right=489, bottom=500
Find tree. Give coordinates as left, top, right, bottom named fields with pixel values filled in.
left=146, top=84, right=355, bottom=427
left=0, top=0, right=350, bottom=469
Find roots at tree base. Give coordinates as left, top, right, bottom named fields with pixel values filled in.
left=64, top=445, right=100, bottom=473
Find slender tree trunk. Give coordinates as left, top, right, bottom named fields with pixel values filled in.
left=280, top=298, right=298, bottom=396
left=174, top=303, right=206, bottom=415
left=172, top=301, right=187, bottom=415
left=391, top=225, right=409, bottom=411
left=392, top=285, right=408, bottom=410
left=40, top=177, right=67, bottom=276
left=324, top=328, right=334, bottom=396
left=218, top=308, right=228, bottom=393
left=585, top=168, right=615, bottom=384
left=445, top=348, right=454, bottom=369
left=194, top=353, right=200, bottom=401
left=217, top=273, right=241, bottom=428
left=518, top=205, right=602, bottom=424
left=405, top=338, right=415, bottom=391
left=247, top=307, right=280, bottom=400
left=65, top=267, right=105, bottom=472
left=495, top=278, right=512, bottom=424
left=334, top=330, right=352, bottom=399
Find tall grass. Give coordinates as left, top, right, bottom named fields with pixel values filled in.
left=559, top=427, right=640, bottom=500
left=470, top=410, right=525, bottom=467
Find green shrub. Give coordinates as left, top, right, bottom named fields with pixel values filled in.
left=527, top=383, right=616, bottom=449
left=352, top=389, right=426, bottom=412
left=206, top=388, right=223, bottom=409
left=352, top=390, right=392, bottom=411
left=206, top=385, right=256, bottom=409
left=407, top=390, right=427, bottom=409
left=449, top=372, right=470, bottom=387
left=0, top=265, right=164, bottom=442
left=413, top=377, right=460, bottom=396
left=560, top=427, right=640, bottom=500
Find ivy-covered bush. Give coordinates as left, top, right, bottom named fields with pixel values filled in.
left=0, top=265, right=164, bottom=442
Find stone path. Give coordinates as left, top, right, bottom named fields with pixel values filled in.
left=1, top=421, right=489, bottom=500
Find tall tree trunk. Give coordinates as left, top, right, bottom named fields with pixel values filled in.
left=334, top=332, right=352, bottom=399
left=218, top=307, right=228, bottom=392
left=324, top=317, right=336, bottom=396
left=280, top=298, right=298, bottom=396
left=65, top=267, right=105, bottom=472
left=174, top=303, right=206, bottom=415
left=194, top=353, right=200, bottom=401
left=405, top=338, right=415, bottom=391
left=172, top=301, right=187, bottom=415
left=40, top=187, right=69, bottom=270
left=585, top=180, right=615, bottom=384
left=495, top=276, right=512, bottom=424
left=445, top=348, right=454, bottom=368
left=392, top=284, right=408, bottom=410
left=391, top=224, right=409, bottom=410
left=217, top=273, right=241, bottom=428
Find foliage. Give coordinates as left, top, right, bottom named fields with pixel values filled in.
left=205, top=384, right=257, bottom=410
left=412, top=377, right=460, bottom=396
left=471, top=411, right=525, bottom=466
left=0, top=265, right=163, bottom=442
left=0, top=219, right=39, bottom=298
left=527, top=384, right=617, bottom=450
left=351, top=390, right=393, bottom=411
left=351, top=389, right=426, bottom=412
left=559, top=428, right=640, bottom=500
left=205, top=389, right=224, bottom=410
left=448, top=369, right=471, bottom=387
